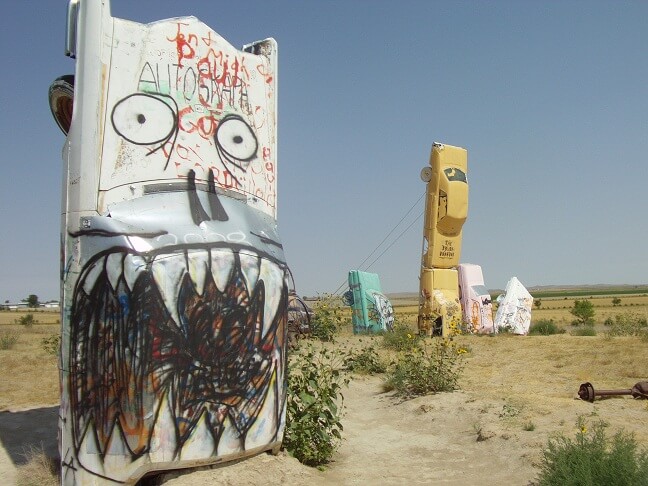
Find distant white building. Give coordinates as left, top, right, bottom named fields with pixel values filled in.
left=0, top=302, right=28, bottom=310
left=0, top=301, right=60, bottom=310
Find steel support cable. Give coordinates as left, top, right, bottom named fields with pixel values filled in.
left=331, top=191, right=425, bottom=296
left=364, top=210, right=423, bottom=272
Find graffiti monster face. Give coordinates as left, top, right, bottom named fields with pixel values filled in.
left=110, top=91, right=261, bottom=183
left=67, top=91, right=286, bottom=467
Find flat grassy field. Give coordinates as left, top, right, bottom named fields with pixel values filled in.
left=1, top=289, right=646, bottom=485
left=0, top=310, right=59, bottom=409
left=1, top=288, right=646, bottom=409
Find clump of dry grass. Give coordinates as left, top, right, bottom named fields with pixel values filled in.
left=0, top=331, right=20, bottom=350
left=15, top=445, right=58, bottom=486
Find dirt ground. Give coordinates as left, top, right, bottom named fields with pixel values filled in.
left=1, top=330, right=646, bottom=485
left=161, top=377, right=536, bottom=486
left=159, top=335, right=648, bottom=485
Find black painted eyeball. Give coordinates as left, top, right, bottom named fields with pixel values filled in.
left=215, top=115, right=258, bottom=162
left=111, top=93, right=176, bottom=145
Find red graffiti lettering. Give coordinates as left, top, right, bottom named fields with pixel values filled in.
left=178, top=106, right=197, bottom=133
left=212, top=168, right=240, bottom=189
left=168, top=23, right=197, bottom=68
left=201, top=30, right=214, bottom=47
left=196, top=114, right=218, bottom=139
left=256, top=63, right=273, bottom=84
left=176, top=144, right=190, bottom=160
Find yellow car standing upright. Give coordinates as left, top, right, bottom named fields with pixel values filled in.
left=418, top=143, right=468, bottom=337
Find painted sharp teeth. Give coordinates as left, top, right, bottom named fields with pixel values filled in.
left=106, top=253, right=124, bottom=291
left=77, top=420, right=147, bottom=482
left=216, top=413, right=243, bottom=456
left=123, top=254, right=147, bottom=291
left=210, top=248, right=235, bottom=293
left=240, top=251, right=260, bottom=294
left=179, top=410, right=216, bottom=460
left=105, top=421, right=128, bottom=456
left=245, top=366, right=278, bottom=450
left=103, top=421, right=148, bottom=480
left=77, top=421, right=105, bottom=474
left=259, top=259, right=284, bottom=337
left=151, top=252, right=187, bottom=326
left=104, top=448, right=147, bottom=484
left=82, top=256, right=106, bottom=295
left=149, top=393, right=177, bottom=462
left=187, top=249, right=209, bottom=296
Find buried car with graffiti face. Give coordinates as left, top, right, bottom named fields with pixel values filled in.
left=51, top=1, right=287, bottom=484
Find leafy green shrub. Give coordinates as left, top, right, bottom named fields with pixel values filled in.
left=537, top=418, right=648, bottom=486
left=570, top=300, right=595, bottom=326
left=529, top=319, right=564, bottom=335
left=605, top=312, right=648, bottom=337
left=384, top=340, right=465, bottom=398
left=344, top=346, right=387, bottom=375
left=571, top=326, right=597, bottom=336
left=309, top=299, right=344, bottom=342
left=0, top=332, right=19, bottom=350
left=496, top=324, right=516, bottom=335
left=15, top=313, right=37, bottom=328
left=41, top=334, right=61, bottom=356
left=284, top=345, right=349, bottom=467
left=382, top=323, right=421, bottom=352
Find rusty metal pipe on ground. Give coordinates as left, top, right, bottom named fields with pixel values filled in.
left=578, top=381, right=648, bottom=402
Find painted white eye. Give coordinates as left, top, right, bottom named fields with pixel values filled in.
left=111, top=94, right=176, bottom=145
left=215, top=115, right=258, bottom=162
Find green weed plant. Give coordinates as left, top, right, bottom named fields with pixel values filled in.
left=15, top=313, right=37, bottom=328
left=571, top=326, right=597, bottom=336
left=605, top=312, right=648, bottom=338
left=384, top=339, right=465, bottom=398
left=284, top=345, right=349, bottom=467
left=0, top=332, right=19, bottom=350
left=529, top=319, right=565, bottom=336
left=41, top=334, right=61, bottom=356
left=523, top=421, right=536, bottom=432
left=343, top=346, right=387, bottom=375
left=309, top=298, right=344, bottom=342
left=496, top=324, right=517, bottom=335
left=537, top=418, right=648, bottom=486
left=381, top=323, right=421, bottom=352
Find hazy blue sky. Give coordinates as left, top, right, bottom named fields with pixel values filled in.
left=1, top=0, right=647, bottom=302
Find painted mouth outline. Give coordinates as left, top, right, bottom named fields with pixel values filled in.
left=67, top=243, right=288, bottom=466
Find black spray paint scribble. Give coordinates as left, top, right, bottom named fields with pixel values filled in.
left=69, top=247, right=288, bottom=461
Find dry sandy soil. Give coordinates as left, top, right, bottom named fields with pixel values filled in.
left=1, top=328, right=647, bottom=485
left=161, top=376, right=539, bottom=486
